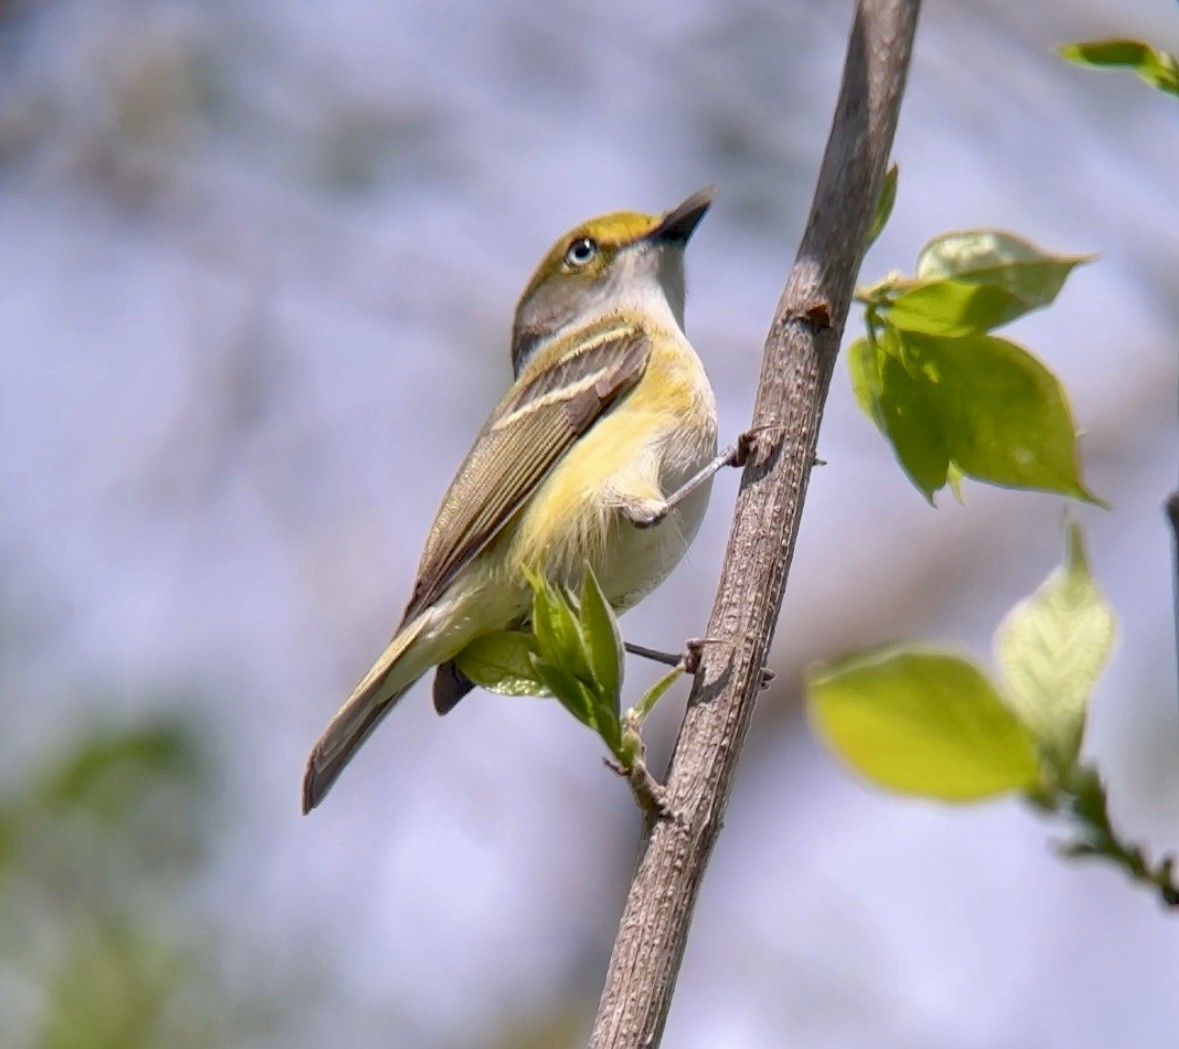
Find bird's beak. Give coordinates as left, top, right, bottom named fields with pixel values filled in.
left=648, top=186, right=716, bottom=245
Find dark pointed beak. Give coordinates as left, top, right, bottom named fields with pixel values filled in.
left=648, top=186, right=716, bottom=245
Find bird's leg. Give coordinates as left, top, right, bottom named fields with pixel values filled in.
left=625, top=426, right=785, bottom=530
left=684, top=637, right=775, bottom=688
left=624, top=641, right=685, bottom=668
left=626, top=638, right=775, bottom=689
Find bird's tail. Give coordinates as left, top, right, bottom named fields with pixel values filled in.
left=302, top=613, right=433, bottom=813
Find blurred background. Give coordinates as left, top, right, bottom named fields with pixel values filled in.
left=2, top=0, right=1177, bottom=1046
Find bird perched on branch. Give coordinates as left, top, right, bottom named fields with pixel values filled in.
left=304, top=187, right=729, bottom=813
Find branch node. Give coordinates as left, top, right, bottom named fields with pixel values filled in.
left=684, top=637, right=773, bottom=688
left=604, top=756, right=678, bottom=823
left=736, top=424, right=788, bottom=468
left=786, top=297, right=834, bottom=329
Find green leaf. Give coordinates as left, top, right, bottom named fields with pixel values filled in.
left=579, top=567, right=624, bottom=709
left=1059, top=39, right=1179, bottom=99
left=851, top=328, right=950, bottom=499
left=886, top=279, right=1041, bottom=337
left=807, top=647, right=1041, bottom=801
left=859, top=325, right=1100, bottom=503
left=588, top=695, right=623, bottom=756
left=526, top=567, right=594, bottom=685
left=532, top=658, right=597, bottom=728
left=629, top=664, right=685, bottom=726
left=877, top=342, right=949, bottom=500
left=848, top=336, right=885, bottom=427
left=866, top=164, right=899, bottom=249
left=912, top=231, right=1092, bottom=324
left=520, top=564, right=632, bottom=759
left=903, top=331, right=1100, bottom=502
left=533, top=656, right=623, bottom=755
left=454, top=630, right=549, bottom=697
left=994, top=517, right=1115, bottom=770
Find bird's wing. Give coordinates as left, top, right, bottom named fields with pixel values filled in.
left=400, top=317, right=650, bottom=624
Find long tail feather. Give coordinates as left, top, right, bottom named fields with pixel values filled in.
left=302, top=615, right=431, bottom=813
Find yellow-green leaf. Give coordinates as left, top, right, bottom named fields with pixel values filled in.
left=807, top=647, right=1041, bottom=802
left=847, top=335, right=885, bottom=426
left=629, top=664, right=684, bottom=725
left=1059, top=39, right=1179, bottom=99
left=866, top=164, right=899, bottom=249
left=994, top=517, right=1115, bottom=771
left=945, top=460, right=966, bottom=504
left=886, top=279, right=1031, bottom=336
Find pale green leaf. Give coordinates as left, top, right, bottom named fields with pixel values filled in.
left=579, top=567, right=623, bottom=710
left=886, top=279, right=1031, bottom=336
left=807, top=647, right=1041, bottom=801
left=527, top=568, right=594, bottom=685
left=454, top=630, right=549, bottom=697
left=915, top=231, right=1092, bottom=319
left=994, top=517, right=1116, bottom=770
left=523, top=565, right=626, bottom=757
left=629, top=664, right=685, bottom=725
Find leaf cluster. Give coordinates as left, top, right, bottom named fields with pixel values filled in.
left=807, top=518, right=1177, bottom=908
left=855, top=168, right=1099, bottom=504
left=455, top=567, right=683, bottom=799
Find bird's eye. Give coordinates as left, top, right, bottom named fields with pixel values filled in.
left=564, top=237, right=598, bottom=268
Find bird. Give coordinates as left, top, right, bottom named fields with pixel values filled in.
left=303, top=187, right=728, bottom=812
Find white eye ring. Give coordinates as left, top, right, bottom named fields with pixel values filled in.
left=564, top=237, right=598, bottom=268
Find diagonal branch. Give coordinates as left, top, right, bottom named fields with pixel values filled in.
left=1166, top=491, right=1179, bottom=695
left=587, top=1, right=923, bottom=1045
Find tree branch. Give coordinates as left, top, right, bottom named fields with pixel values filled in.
left=587, top=1, right=923, bottom=1045
left=1166, top=491, right=1179, bottom=697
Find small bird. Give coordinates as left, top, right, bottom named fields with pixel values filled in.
left=303, top=187, right=730, bottom=813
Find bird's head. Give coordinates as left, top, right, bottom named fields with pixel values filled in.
left=511, top=187, right=715, bottom=372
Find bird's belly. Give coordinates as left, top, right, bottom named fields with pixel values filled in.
left=507, top=403, right=717, bottom=613
left=594, top=480, right=711, bottom=612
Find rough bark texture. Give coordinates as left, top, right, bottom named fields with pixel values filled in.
left=588, top=1, right=923, bottom=1045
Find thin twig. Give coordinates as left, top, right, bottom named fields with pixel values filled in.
left=1165, top=491, right=1179, bottom=699
left=1054, top=763, right=1179, bottom=908
left=587, top=1, right=923, bottom=1045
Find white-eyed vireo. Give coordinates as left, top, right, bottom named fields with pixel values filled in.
left=303, top=187, right=730, bottom=812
